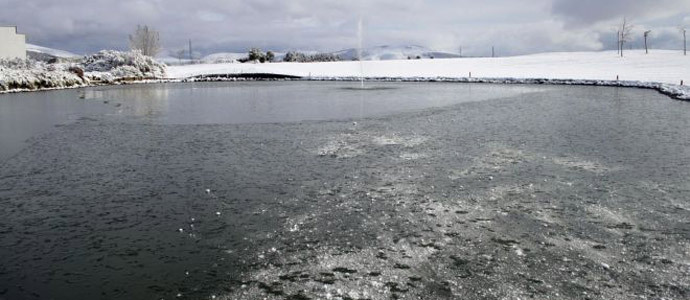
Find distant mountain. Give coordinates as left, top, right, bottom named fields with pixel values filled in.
left=159, top=52, right=289, bottom=65
left=201, top=52, right=248, bottom=63
left=333, top=45, right=462, bottom=61
left=26, top=44, right=79, bottom=59
left=159, top=46, right=461, bottom=65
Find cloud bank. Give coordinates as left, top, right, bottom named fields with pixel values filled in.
left=0, top=0, right=688, bottom=56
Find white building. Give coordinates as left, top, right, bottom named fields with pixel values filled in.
left=0, top=26, right=26, bottom=60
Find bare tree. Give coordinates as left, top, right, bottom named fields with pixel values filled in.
left=129, top=25, right=161, bottom=57
left=618, top=17, right=634, bottom=57
left=643, top=30, right=651, bottom=54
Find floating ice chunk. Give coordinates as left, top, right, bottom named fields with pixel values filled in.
left=514, top=247, right=525, bottom=256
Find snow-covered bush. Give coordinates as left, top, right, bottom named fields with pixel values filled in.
left=283, top=51, right=341, bottom=62
left=0, top=50, right=167, bottom=92
left=239, top=48, right=276, bottom=63
left=0, top=58, right=42, bottom=70
left=0, top=58, right=85, bottom=92
left=81, top=50, right=166, bottom=79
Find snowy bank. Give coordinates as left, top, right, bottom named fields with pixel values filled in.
left=0, top=50, right=166, bottom=93
left=169, top=50, right=690, bottom=100
left=0, top=59, right=85, bottom=92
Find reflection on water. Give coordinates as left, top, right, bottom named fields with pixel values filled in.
left=86, top=87, right=171, bottom=117
left=0, top=82, right=544, bottom=160
left=0, top=90, right=112, bottom=160
left=94, top=81, right=545, bottom=125
left=339, top=86, right=400, bottom=91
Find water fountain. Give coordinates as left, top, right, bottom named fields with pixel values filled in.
left=358, top=17, right=364, bottom=89
left=343, top=17, right=395, bottom=91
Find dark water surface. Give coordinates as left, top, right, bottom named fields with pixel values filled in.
left=0, top=82, right=537, bottom=161
left=0, top=82, right=689, bottom=300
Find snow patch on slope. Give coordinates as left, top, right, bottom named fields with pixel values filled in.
left=26, top=44, right=79, bottom=58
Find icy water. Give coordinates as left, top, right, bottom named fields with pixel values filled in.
left=0, top=82, right=689, bottom=300
left=0, top=82, right=534, bottom=160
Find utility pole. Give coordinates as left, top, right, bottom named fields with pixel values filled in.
left=644, top=30, right=651, bottom=54
left=617, top=31, right=620, bottom=55
left=683, top=28, right=688, bottom=56
left=188, top=39, right=193, bottom=64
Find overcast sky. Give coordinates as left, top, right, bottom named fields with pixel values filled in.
left=1, top=0, right=689, bottom=56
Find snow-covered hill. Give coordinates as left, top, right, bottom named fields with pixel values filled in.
left=201, top=52, right=247, bottom=63
left=26, top=44, right=79, bottom=58
left=334, top=45, right=462, bottom=61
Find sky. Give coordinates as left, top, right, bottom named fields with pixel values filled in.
left=1, top=0, right=689, bottom=57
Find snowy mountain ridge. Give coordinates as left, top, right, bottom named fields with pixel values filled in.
left=333, top=45, right=462, bottom=61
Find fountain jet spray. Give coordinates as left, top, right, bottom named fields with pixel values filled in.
left=357, top=17, right=364, bottom=89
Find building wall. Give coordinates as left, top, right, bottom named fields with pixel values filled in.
left=0, top=27, right=27, bottom=60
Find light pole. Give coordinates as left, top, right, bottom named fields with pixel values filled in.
left=189, top=39, right=193, bottom=63
left=644, top=30, right=651, bottom=54
left=683, top=28, right=688, bottom=56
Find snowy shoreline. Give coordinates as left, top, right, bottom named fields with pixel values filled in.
left=182, top=75, right=690, bottom=101
left=2, top=73, right=689, bottom=102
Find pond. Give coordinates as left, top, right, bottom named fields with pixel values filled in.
left=0, top=82, right=688, bottom=300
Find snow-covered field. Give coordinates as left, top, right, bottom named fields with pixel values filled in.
left=168, top=50, right=688, bottom=85
left=167, top=50, right=690, bottom=100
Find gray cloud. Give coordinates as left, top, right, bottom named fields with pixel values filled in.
left=552, top=0, right=690, bottom=26
left=0, top=0, right=688, bottom=56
